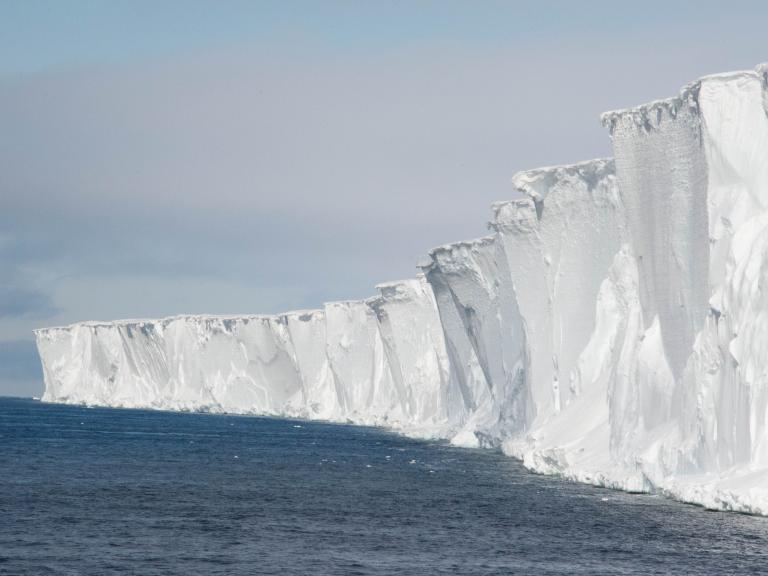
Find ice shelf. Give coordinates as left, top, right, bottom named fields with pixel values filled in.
left=36, top=64, right=768, bottom=514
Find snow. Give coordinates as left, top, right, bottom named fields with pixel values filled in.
left=35, top=63, right=768, bottom=514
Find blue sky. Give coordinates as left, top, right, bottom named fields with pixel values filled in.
left=2, top=0, right=768, bottom=396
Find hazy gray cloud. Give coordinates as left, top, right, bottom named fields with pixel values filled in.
left=0, top=232, right=59, bottom=321
left=0, top=286, right=58, bottom=319
left=0, top=340, right=43, bottom=397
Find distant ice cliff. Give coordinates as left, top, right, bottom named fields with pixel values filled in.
left=36, top=64, right=768, bottom=514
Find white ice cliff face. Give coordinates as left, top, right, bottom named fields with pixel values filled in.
left=597, top=68, right=768, bottom=511
left=423, top=235, right=530, bottom=447
left=368, top=278, right=457, bottom=435
left=36, top=277, right=459, bottom=438
left=36, top=64, right=768, bottom=514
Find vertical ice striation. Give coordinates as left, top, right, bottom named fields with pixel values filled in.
left=282, top=309, right=338, bottom=420
left=603, top=85, right=709, bottom=381
left=486, top=159, right=633, bottom=485
left=423, top=237, right=529, bottom=447
left=493, top=159, right=624, bottom=420
left=36, top=63, right=768, bottom=515
left=688, top=70, right=768, bottom=474
left=368, top=276, right=457, bottom=436
left=323, top=300, right=397, bottom=423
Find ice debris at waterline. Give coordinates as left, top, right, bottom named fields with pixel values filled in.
left=36, top=65, right=768, bottom=515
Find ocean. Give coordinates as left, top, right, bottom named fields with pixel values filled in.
left=2, top=397, right=767, bottom=575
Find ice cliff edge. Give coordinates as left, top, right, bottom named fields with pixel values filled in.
left=36, top=64, right=768, bottom=514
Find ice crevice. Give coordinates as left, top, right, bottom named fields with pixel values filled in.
left=36, top=63, right=768, bottom=515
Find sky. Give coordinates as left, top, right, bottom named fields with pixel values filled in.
left=2, top=0, right=768, bottom=397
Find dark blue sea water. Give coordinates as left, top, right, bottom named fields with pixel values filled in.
left=2, top=398, right=768, bottom=575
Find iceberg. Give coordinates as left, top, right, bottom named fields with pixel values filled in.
left=36, top=64, right=768, bottom=514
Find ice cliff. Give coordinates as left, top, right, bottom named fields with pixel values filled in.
left=36, top=64, right=768, bottom=514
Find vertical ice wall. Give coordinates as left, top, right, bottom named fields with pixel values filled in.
left=602, top=87, right=709, bottom=382
left=368, top=276, right=458, bottom=436
left=323, top=300, right=397, bottom=423
left=596, top=67, right=768, bottom=508
left=282, top=309, right=339, bottom=419
left=492, top=160, right=625, bottom=422
left=423, top=237, right=529, bottom=446
left=37, top=321, right=177, bottom=409
left=162, top=316, right=303, bottom=414
left=36, top=275, right=458, bottom=436
left=696, top=69, right=768, bottom=475
left=702, top=69, right=768, bottom=474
